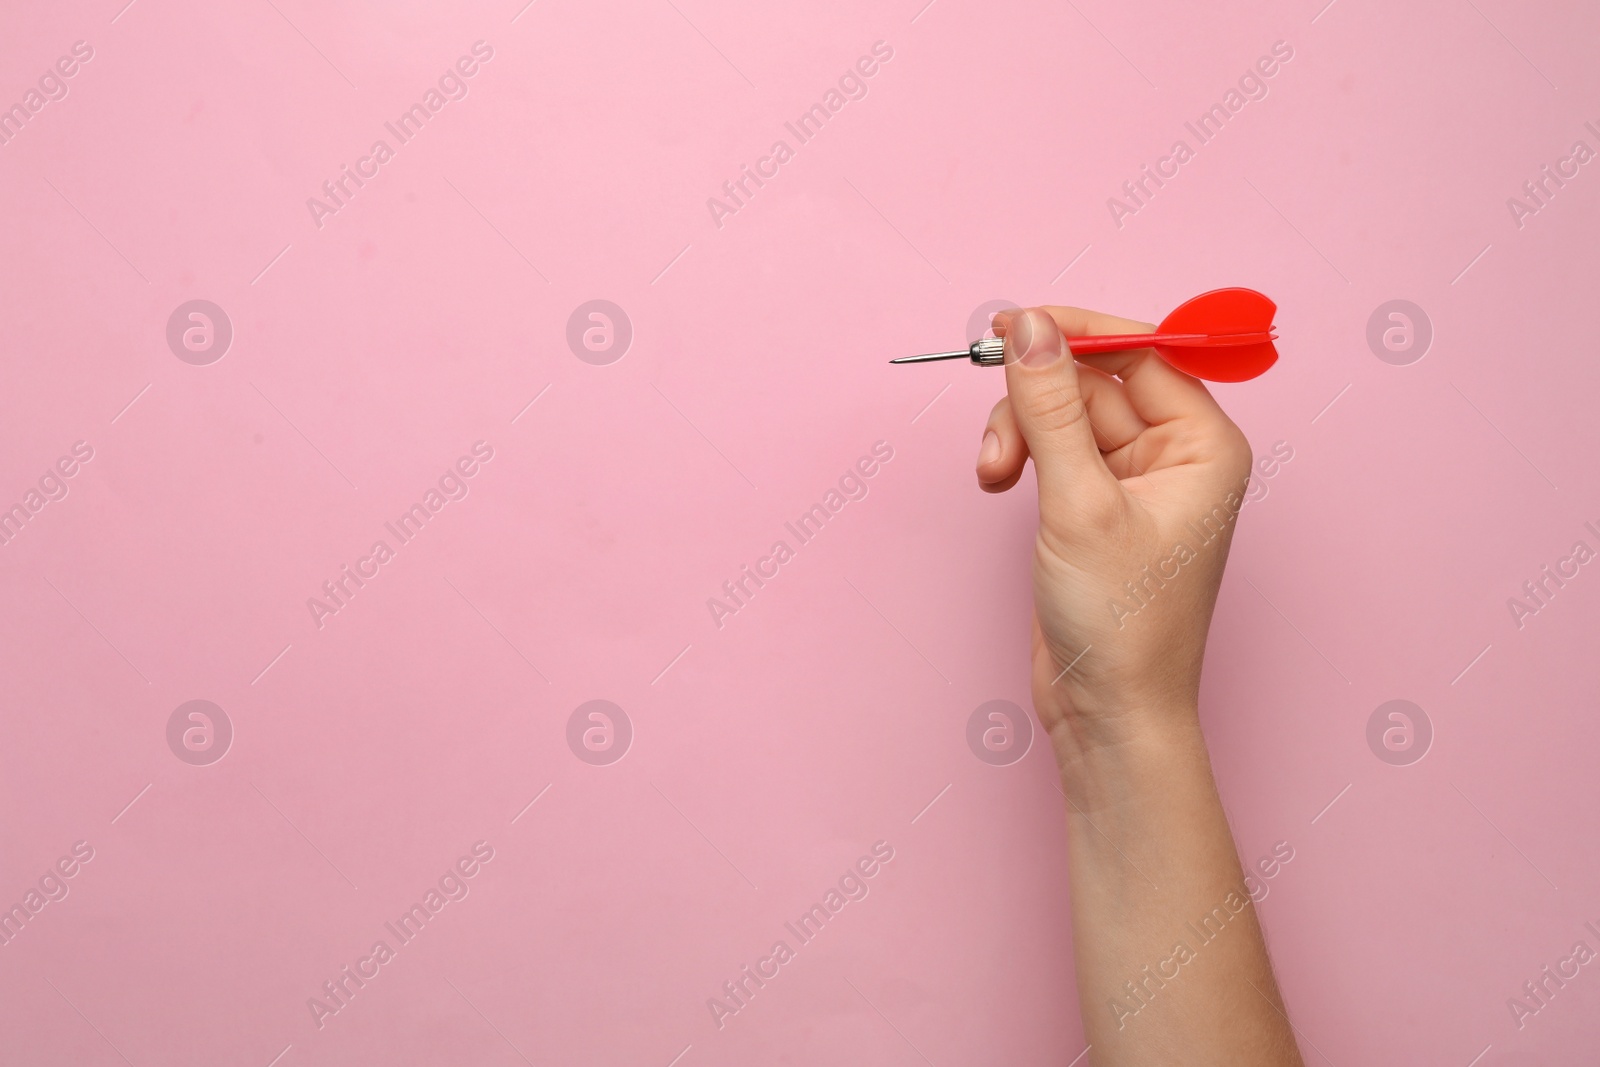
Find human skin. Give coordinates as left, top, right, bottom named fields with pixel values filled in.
left=975, top=306, right=1305, bottom=1066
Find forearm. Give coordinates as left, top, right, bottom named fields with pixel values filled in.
left=1056, top=712, right=1304, bottom=1067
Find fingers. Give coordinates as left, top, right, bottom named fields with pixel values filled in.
left=1076, top=364, right=1150, bottom=476
left=998, top=309, right=1121, bottom=515
left=976, top=396, right=1028, bottom=492
left=1000, top=304, right=1153, bottom=338
left=1034, top=305, right=1233, bottom=430
left=978, top=368, right=1152, bottom=489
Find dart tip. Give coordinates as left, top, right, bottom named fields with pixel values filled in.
left=890, top=350, right=969, bottom=365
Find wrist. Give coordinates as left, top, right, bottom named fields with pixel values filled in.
left=1048, top=704, right=1211, bottom=815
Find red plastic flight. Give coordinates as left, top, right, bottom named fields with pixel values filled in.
left=891, top=287, right=1279, bottom=383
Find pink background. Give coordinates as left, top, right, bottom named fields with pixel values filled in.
left=2, top=0, right=1598, bottom=1064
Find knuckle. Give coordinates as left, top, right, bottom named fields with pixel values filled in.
left=1024, top=384, right=1091, bottom=436
left=1219, top=424, right=1253, bottom=481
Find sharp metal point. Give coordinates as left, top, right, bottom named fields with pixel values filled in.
left=889, top=350, right=970, bottom=364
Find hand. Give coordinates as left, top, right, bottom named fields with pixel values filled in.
left=975, top=306, right=1253, bottom=776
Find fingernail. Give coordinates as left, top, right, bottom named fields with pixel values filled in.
left=978, top=429, right=1001, bottom=467
left=1017, top=309, right=1060, bottom=368
left=1024, top=310, right=1062, bottom=369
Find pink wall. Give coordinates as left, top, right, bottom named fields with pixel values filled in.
left=1, top=0, right=1596, bottom=1064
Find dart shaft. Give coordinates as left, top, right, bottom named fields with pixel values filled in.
left=1064, top=331, right=1275, bottom=353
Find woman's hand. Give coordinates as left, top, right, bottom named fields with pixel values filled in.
left=975, top=306, right=1254, bottom=781
left=977, top=306, right=1304, bottom=1066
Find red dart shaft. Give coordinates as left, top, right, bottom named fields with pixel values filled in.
left=1063, top=331, right=1275, bottom=353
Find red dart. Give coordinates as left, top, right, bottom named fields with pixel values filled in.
left=891, top=287, right=1279, bottom=383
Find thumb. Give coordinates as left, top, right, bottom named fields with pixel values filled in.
left=1001, top=308, right=1119, bottom=519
